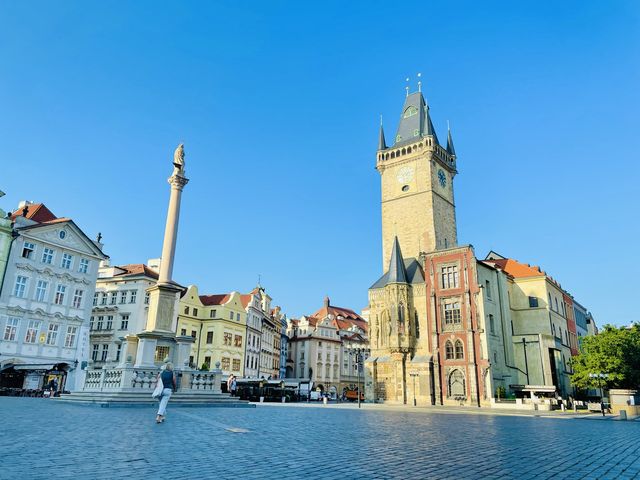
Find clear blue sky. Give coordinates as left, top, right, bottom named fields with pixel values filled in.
left=1, top=1, right=638, bottom=325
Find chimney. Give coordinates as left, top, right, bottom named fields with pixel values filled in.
left=324, top=296, right=330, bottom=308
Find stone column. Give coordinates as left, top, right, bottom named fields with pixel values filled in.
left=158, top=174, right=189, bottom=285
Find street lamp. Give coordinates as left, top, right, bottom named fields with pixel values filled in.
left=348, top=347, right=364, bottom=409
left=589, top=373, right=609, bottom=401
left=409, top=372, right=419, bottom=406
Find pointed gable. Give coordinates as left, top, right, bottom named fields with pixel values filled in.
left=10, top=203, right=57, bottom=223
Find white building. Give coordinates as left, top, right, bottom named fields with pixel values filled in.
left=0, top=202, right=107, bottom=391
left=89, top=260, right=159, bottom=368
left=286, top=298, right=369, bottom=399
left=241, top=288, right=264, bottom=378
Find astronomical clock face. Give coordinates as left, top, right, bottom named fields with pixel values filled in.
left=438, top=169, right=447, bottom=188
left=396, top=166, right=414, bottom=184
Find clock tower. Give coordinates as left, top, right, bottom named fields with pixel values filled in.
left=376, top=90, right=458, bottom=269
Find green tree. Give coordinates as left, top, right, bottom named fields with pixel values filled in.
left=571, top=324, right=640, bottom=390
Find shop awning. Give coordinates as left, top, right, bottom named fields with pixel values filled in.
left=519, top=385, right=557, bottom=393
left=13, top=364, right=56, bottom=371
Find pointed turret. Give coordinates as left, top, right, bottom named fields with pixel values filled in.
left=387, top=236, right=408, bottom=284
left=394, top=92, right=439, bottom=147
left=446, top=126, right=456, bottom=157
left=378, top=123, right=387, bottom=151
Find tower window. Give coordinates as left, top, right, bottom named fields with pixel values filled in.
left=401, top=185, right=409, bottom=192
left=396, top=135, right=402, bottom=143
left=403, top=106, right=418, bottom=118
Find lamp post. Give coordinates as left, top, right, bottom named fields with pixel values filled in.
left=348, top=347, right=364, bottom=409
left=409, top=372, right=419, bottom=406
left=589, top=373, right=609, bottom=401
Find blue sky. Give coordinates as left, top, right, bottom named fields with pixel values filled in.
left=1, top=1, right=638, bottom=325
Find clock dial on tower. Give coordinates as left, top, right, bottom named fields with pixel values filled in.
left=438, top=169, right=447, bottom=188
left=396, top=166, right=414, bottom=183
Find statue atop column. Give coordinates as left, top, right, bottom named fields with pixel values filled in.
left=173, top=143, right=186, bottom=176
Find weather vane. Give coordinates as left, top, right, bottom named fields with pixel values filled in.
left=405, top=77, right=410, bottom=97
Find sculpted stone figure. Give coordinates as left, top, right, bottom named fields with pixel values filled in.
left=173, top=143, right=185, bottom=176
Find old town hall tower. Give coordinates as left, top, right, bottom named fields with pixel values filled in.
left=366, top=85, right=459, bottom=404
left=377, top=89, right=458, bottom=269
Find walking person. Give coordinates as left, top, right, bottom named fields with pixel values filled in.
left=156, top=363, right=177, bottom=424
left=226, top=374, right=234, bottom=395
left=600, top=400, right=606, bottom=417
left=230, top=375, right=237, bottom=397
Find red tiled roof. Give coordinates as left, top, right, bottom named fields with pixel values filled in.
left=482, top=258, right=545, bottom=279
left=311, top=304, right=368, bottom=333
left=240, top=294, right=252, bottom=309
left=114, top=264, right=159, bottom=280
left=199, top=294, right=230, bottom=306
left=10, top=203, right=57, bottom=223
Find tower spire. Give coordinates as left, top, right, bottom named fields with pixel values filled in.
left=378, top=115, right=387, bottom=150
left=387, top=236, right=408, bottom=284
left=446, top=122, right=456, bottom=157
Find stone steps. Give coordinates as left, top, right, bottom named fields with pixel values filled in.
left=55, top=391, right=254, bottom=408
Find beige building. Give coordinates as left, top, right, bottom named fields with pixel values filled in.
left=483, top=253, right=579, bottom=398
left=176, top=286, right=247, bottom=377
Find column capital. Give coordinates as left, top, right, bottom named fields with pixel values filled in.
left=168, top=174, right=189, bottom=190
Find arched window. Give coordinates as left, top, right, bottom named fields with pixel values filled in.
left=445, top=341, right=454, bottom=360
left=448, top=369, right=465, bottom=397
left=404, top=106, right=418, bottom=118
left=415, top=311, right=420, bottom=339
left=455, top=340, right=464, bottom=359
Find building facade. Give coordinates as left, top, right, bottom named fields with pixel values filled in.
left=483, top=253, right=581, bottom=398
left=241, top=289, right=264, bottom=378
left=89, top=261, right=158, bottom=368
left=176, top=286, right=247, bottom=378
left=0, top=206, right=12, bottom=291
left=287, top=297, right=369, bottom=398
left=279, top=314, right=288, bottom=379
left=0, top=202, right=107, bottom=391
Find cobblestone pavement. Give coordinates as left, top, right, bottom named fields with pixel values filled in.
left=1, top=398, right=639, bottom=480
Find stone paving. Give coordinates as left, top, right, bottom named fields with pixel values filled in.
left=1, top=398, right=639, bottom=480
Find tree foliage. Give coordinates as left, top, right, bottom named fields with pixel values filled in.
left=571, top=324, right=640, bottom=390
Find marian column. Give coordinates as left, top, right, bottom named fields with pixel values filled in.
left=134, top=144, right=192, bottom=367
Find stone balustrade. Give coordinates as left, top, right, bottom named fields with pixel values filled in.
left=82, top=366, right=223, bottom=394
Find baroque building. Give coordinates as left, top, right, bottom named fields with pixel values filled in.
left=176, top=286, right=247, bottom=378
left=287, top=297, right=368, bottom=399
left=0, top=202, right=107, bottom=391
left=89, top=260, right=159, bottom=368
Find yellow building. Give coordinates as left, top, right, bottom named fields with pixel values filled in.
left=177, top=285, right=247, bottom=377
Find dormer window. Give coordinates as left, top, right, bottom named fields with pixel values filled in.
left=403, top=106, right=418, bottom=118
